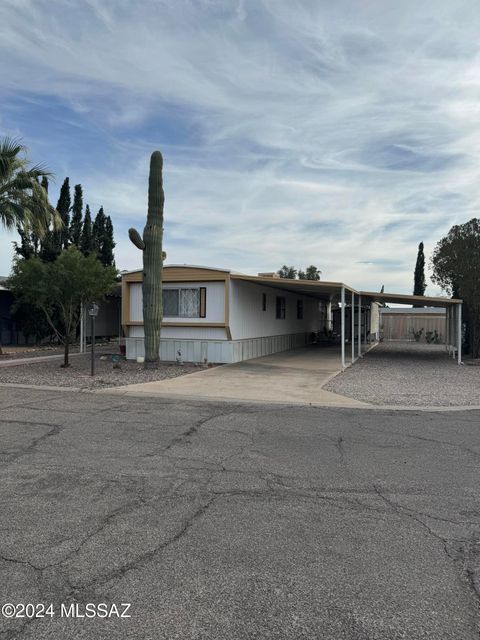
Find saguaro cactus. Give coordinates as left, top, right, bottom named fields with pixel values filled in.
left=128, top=151, right=166, bottom=367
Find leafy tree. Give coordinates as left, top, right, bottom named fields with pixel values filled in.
left=413, top=241, right=426, bottom=301
left=80, top=205, right=95, bottom=255
left=8, top=247, right=117, bottom=367
left=70, top=184, right=83, bottom=247
left=0, top=137, right=60, bottom=236
left=277, top=265, right=297, bottom=279
left=431, top=219, right=480, bottom=357
left=11, top=303, right=55, bottom=344
left=298, top=265, right=321, bottom=280
left=101, top=215, right=115, bottom=267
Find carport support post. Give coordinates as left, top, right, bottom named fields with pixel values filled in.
left=451, top=306, right=455, bottom=357
left=457, top=304, right=462, bottom=364
left=457, top=303, right=462, bottom=364
left=364, top=305, right=368, bottom=347
left=449, top=306, right=453, bottom=356
left=451, top=306, right=455, bottom=356
left=326, top=301, right=332, bottom=332
left=351, top=291, right=355, bottom=364
left=445, top=307, right=449, bottom=352
left=446, top=306, right=449, bottom=353
left=358, top=295, right=362, bottom=358
left=341, top=286, right=346, bottom=370
left=452, top=306, right=456, bottom=360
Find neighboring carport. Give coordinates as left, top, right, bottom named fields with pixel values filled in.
left=361, top=291, right=463, bottom=364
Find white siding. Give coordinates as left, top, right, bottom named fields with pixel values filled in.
left=129, top=281, right=225, bottom=324
left=229, top=280, right=322, bottom=340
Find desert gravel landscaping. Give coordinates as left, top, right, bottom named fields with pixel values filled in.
left=325, top=341, right=480, bottom=407
left=0, top=351, right=198, bottom=390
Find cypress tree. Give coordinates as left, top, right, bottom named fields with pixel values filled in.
left=80, top=205, right=94, bottom=255
left=413, top=242, right=426, bottom=299
left=55, top=177, right=71, bottom=250
left=92, top=206, right=106, bottom=253
left=70, top=184, right=83, bottom=248
left=14, top=227, right=36, bottom=260
left=100, top=215, right=115, bottom=267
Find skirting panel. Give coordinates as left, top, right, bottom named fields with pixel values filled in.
left=125, top=332, right=310, bottom=364
left=230, top=333, right=309, bottom=363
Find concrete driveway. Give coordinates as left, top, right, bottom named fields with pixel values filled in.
left=106, top=344, right=367, bottom=407
left=1, top=386, right=479, bottom=639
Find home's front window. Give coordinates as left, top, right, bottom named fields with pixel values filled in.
left=163, top=289, right=180, bottom=316
left=276, top=296, right=286, bottom=319
left=163, top=288, right=201, bottom=318
left=179, top=288, right=200, bottom=317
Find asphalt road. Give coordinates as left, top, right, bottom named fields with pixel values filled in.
left=0, top=386, right=479, bottom=639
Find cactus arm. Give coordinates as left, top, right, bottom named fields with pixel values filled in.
left=128, top=228, right=145, bottom=250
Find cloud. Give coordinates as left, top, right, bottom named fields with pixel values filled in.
left=1, top=0, right=480, bottom=296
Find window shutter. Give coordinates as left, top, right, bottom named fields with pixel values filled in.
left=199, top=287, right=207, bottom=318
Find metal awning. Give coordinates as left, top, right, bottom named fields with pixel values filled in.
left=360, top=291, right=462, bottom=307
left=230, top=275, right=352, bottom=301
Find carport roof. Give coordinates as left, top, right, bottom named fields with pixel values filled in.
left=360, top=290, right=462, bottom=307
left=230, top=274, right=349, bottom=301
left=230, top=274, right=461, bottom=306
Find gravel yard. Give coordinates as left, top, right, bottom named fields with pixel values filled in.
left=324, top=340, right=480, bottom=406
left=0, top=352, right=199, bottom=390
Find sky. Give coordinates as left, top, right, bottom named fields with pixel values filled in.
left=1, top=0, right=480, bottom=294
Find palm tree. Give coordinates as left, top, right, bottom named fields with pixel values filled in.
left=0, top=137, right=61, bottom=236
left=0, top=138, right=61, bottom=355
